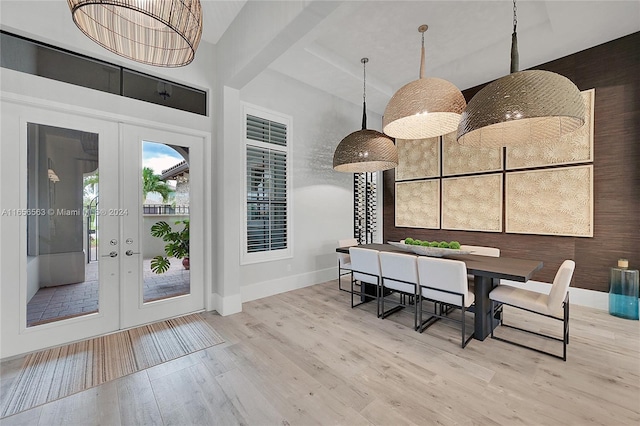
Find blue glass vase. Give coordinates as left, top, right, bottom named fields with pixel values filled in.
left=609, top=267, right=639, bottom=320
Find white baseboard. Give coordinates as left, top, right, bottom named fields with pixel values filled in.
left=209, top=292, right=242, bottom=316
left=500, top=279, right=610, bottom=311
left=210, top=273, right=615, bottom=315
left=241, top=267, right=336, bottom=303
left=207, top=268, right=336, bottom=317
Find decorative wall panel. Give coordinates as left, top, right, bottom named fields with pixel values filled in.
left=395, top=180, right=440, bottom=229
left=441, top=174, right=503, bottom=232
left=442, top=131, right=503, bottom=176
left=506, top=165, right=593, bottom=237
left=506, top=89, right=595, bottom=169
left=396, top=137, right=440, bottom=180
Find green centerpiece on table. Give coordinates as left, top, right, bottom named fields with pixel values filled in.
left=389, top=239, right=469, bottom=258
left=402, top=238, right=461, bottom=249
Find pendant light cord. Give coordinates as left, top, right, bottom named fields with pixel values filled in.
left=419, top=26, right=426, bottom=79
left=510, top=0, right=519, bottom=73
left=361, top=57, right=368, bottom=130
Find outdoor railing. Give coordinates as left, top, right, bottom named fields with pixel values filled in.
left=143, top=204, right=189, bottom=215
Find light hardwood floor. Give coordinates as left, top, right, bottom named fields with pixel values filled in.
left=1, top=280, right=639, bottom=425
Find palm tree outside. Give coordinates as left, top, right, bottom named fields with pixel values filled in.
left=142, top=167, right=174, bottom=203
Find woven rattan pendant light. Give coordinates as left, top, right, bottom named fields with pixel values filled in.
left=67, top=0, right=203, bottom=67
left=333, top=58, right=398, bottom=173
left=383, top=25, right=466, bottom=140
left=457, top=0, right=585, bottom=147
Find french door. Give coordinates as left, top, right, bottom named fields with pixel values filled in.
left=0, top=103, right=204, bottom=358
left=120, top=124, right=204, bottom=328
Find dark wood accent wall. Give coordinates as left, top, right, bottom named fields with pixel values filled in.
left=383, top=32, right=640, bottom=292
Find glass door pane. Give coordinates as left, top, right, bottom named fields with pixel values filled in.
left=142, top=141, right=190, bottom=303
left=26, top=123, right=99, bottom=327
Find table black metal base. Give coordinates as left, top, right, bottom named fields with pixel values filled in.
left=473, top=275, right=500, bottom=340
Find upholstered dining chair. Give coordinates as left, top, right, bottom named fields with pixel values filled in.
left=379, top=252, right=419, bottom=329
left=348, top=247, right=381, bottom=312
left=460, top=245, right=500, bottom=257
left=489, top=260, right=575, bottom=361
left=417, top=257, right=475, bottom=348
left=461, top=245, right=500, bottom=291
left=337, top=238, right=359, bottom=292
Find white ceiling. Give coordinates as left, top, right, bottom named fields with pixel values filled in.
left=201, top=0, right=640, bottom=114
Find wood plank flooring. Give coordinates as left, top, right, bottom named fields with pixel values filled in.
left=1, top=280, right=639, bottom=425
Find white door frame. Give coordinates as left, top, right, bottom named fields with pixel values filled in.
left=0, top=94, right=211, bottom=359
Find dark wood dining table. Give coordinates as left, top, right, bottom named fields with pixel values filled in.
left=336, top=243, right=543, bottom=341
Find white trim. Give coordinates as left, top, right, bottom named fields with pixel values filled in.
left=240, top=102, right=293, bottom=265
left=210, top=292, right=243, bottom=316
left=241, top=267, right=336, bottom=303
left=500, top=279, right=612, bottom=311
left=0, top=91, right=210, bottom=139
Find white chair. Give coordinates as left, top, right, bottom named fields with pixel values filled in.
left=489, top=260, right=575, bottom=361
left=348, top=247, right=381, bottom=312
left=461, top=245, right=500, bottom=292
left=460, top=245, right=500, bottom=257
left=417, top=257, right=475, bottom=347
left=379, top=252, right=419, bottom=329
left=337, top=238, right=359, bottom=292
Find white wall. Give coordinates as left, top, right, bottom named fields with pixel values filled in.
left=235, top=68, right=381, bottom=301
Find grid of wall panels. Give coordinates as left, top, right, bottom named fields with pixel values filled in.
left=393, top=90, right=595, bottom=237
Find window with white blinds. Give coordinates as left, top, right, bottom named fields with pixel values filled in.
left=242, top=105, right=292, bottom=263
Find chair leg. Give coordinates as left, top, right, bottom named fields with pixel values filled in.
left=351, top=277, right=354, bottom=308
left=490, top=300, right=568, bottom=361
left=351, top=277, right=364, bottom=309
left=379, top=281, right=383, bottom=318
left=338, top=260, right=347, bottom=292
left=339, top=273, right=354, bottom=293
left=563, top=301, right=568, bottom=361
left=461, top=305, right=465, bottom=348
left=491, top=300, right=496, bottom=338
left=417, top=294, right=422, bottom=331
left=413, top=288, right=418, bottom=330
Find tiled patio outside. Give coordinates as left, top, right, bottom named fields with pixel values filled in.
left=26, top=258, right=190, bottom=327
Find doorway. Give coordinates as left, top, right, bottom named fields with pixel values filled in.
left=0, top=104, right=205, bottom=358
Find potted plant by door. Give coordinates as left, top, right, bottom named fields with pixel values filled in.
left=150, top=219, right=189, bottom=273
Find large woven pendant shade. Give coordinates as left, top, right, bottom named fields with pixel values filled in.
left=334, top=58, right=398, bottom=173
left=383, top=25, right=466, bottom=140
left=456, top=70, right=585, bottom=147
left=457, top=1, right=584, bottom=147
left=67, top=0, right=203, bottom=67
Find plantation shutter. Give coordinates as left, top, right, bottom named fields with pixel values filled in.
left=246, top=115, right=288, bottom=254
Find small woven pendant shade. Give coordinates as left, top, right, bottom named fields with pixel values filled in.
left=67, top=0, right=203, bottom=67
left=457, top=1, right=584, bottom=147
left=333, top=129, right=398, bottom=173
left=334, top=58, right=398, bottom=173
left=383, top=25, right=466, bottom=140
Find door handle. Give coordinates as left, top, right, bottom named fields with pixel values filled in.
left=101, top=251, right=118, bottom=258
left=125, top=250, right=140, bottom=256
